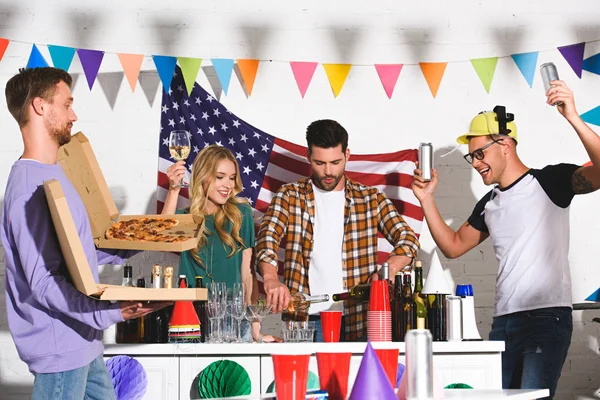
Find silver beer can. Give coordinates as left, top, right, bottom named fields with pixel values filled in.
left=540, top=62, right=560, bottom=92
left=540, top=62, right=563, bottom=106
left=418, top=143, right=433, bottom=182
left=405, top=329, right=433, bottom=400
left=446, top=295, right=463, bottom=342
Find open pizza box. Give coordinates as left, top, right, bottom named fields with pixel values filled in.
left=44, top=179, right=207, bottom=301
left=57, top=132, right=199, bottom=252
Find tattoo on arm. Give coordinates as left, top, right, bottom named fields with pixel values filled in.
left=572, top=169, right=594, bottom=194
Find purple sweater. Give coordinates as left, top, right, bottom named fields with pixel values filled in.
left=1, top=160, right=126, bottom=373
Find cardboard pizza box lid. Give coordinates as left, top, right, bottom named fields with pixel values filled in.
left=43, top=179, right=207, bottom=301
left=57, top=132, right=200, bottom=252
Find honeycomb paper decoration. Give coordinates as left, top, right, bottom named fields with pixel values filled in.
left=197, top=360, right=252, bottom=398
left=105, top=355, right=148, bottom=400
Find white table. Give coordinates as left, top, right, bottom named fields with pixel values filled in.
left=205, top=389, right=550, bottom=399
left=104, top=341, right=505, bottom=400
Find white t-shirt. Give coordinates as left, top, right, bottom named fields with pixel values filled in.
left=308, top=183, right=345, bottom=314
left=468, top=164, right=579, bottom=316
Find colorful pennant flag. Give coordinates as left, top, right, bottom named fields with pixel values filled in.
left=419, top=62, right=447, bottom=98
left=290, top=61, right=318, bottom=98
left=471, top=57, right=498, bottom=93
left=153, top=55, right=178, bottom=94
left=26, top=44, right=49, bottom=69
left=236, top=59, right=260, bottom=96
left=118, top=53, right=144, bottom=92
left=586, top=287, right=600, bottom=302
left=0, top=38, right=9, bottom=63
left=558, top=42, right=585, bottom=78
left=177, top=57, right=202, bottom=96
left=580, top=105, right=600, bottom=126
left=211, top=58, right=235, bottom=95
left=323, top=63, right=352, bottom=97
left=511, top=52, right=539, bottom=88
left=47, top=45, right=76, bottom=72
left=582, top=53, right=600, bottom=76
left=77, top=49, right=104, bottom=90
left=374, top=64, right=403, bottom=99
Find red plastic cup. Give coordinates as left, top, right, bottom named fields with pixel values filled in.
left=316, top=352, right=352, bottom=400
left=320, top=311, right=342, bottom=342
left=369, top=280, right=391, bottom=311
left=374, top=348, right=399, bottom=388
left=272, top=354, right=310, bottom=400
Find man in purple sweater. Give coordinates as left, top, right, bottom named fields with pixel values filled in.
left=1, top=67, right=170, bottom=399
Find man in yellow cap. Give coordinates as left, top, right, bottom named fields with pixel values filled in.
left=412, top=80, right=600, bottom=399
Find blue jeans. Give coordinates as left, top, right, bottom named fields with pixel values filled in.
left=313, top=316, right=368, bottom=342
left=489, top=307, right=572, bottom=400
left=32, top=355, right=116, bottom=400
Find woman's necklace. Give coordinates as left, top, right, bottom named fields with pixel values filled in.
left=203, top=234, right=215, bottom=283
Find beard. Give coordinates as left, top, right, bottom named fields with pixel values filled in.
left=45, top=114, right=72, bottom=146
left=312, top=172, right=344, bottom=191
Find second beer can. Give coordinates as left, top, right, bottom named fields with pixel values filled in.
left=446, top=295, right=463, bottom=342
left=418, top=143, right=433, bottom=182
left=405, top=329, right=434, bottom=400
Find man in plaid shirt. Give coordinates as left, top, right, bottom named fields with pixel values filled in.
left=255, top=119, right=420, bottom=341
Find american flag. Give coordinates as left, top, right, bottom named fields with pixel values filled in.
left=157, top=68, right=424, bottom=289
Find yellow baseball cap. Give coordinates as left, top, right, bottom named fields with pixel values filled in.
left=456, top=109, right=518, bottom=145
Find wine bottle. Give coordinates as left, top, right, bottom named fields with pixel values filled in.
left=136, top=277, right=146, bottom=343
left=116, top=264, right=138, bottom=343
left=193, top=276, right=208, bottom=343
left=413, top=261, right=427, bottom=330
left=281, top=293, right=330, bottom=323
left=398, top=273, right=417, bottom=341
left=333, top=263, right=390, bottom=303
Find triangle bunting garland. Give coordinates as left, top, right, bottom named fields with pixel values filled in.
left=236, top=59, right=260, bottom=96
left=374, top=64, right=403, bottom=99
left=558, top=42, right=585, bottom=78
left=290, top=61, right=318, bottom=98
left=420, top=62, right=447, bottom=98
left=26, top=44, right=49, bottom=69
left=471, top=57, right=498, bottom=93
left=118, top=53, right=144, bottom=92
left=2, top=37, right=600, bottom=101
left=153, top=55, right=178, bottom=94
left=77, top=49, right=105, bottom=90
left=511, top=52, right=539, bottom=88
left=48, top=45, right=76, bottom=72
left=211, top=58, right=235, bottom=95
left=178, top=57, right=203, bottom=96
left=323, top=63, right=352, bottom=97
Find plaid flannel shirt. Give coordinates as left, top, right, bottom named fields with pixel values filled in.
left=255, top=176, right=420, bottom=341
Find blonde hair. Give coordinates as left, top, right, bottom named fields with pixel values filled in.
left=189, top=145, right=248, bottom=266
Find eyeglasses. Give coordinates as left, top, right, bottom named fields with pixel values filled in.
left=463, top=138, right=504, bottom=164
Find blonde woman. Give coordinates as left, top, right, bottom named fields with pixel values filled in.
left=163, top=145, right=278, bottom=342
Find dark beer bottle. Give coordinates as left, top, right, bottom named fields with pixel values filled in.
left=193, top=276, right=209, bottom=343
left=392, top=272, right=403, bottom=341
left=145, top=265, right=169, bottom=343
left=398, top=274, right=417, bottom=341
left=116, top=264, right=139, bottom=343
left=427, top=293, right=447, bottom=341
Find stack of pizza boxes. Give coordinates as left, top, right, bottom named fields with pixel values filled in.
left=44, top=132, right=206, bottom=302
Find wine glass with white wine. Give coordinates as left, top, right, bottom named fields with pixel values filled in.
left=168, top=130, right=191, bottom=188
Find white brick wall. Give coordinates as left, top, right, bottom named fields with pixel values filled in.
left=1, top=1, right=600, bottom=398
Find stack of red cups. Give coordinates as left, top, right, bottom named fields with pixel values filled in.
left=367, top=280, right=392, bottom=341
